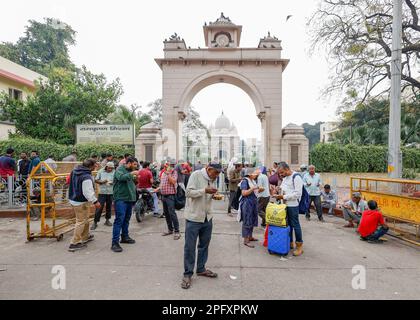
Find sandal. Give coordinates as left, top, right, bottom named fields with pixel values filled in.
left=249, top=237, right=259, bottom=242
left=197, top=269, right=218, bottom=278
left=181, top=276, right=192, bottom=289
left=162, top=231, right=173, bottom=236
left=244, top=241, right=255, bottom=248
left=174, top=233, right=181, bottom=240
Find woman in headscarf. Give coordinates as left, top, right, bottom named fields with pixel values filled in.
left=238, top=167, right=263, bottom=248
left=228, top=157, right=238, bottom=172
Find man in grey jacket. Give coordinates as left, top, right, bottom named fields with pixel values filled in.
left=181, top=162, right=222, bottom=289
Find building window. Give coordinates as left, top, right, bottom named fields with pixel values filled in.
left=291, top=145, right=299, bottom=165
left=8, top=88, right=23, bottom=101
left=145, top=145, right=153, bottom=162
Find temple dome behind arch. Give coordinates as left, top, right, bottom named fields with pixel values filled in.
left=214, top=111, right=231, bottom=130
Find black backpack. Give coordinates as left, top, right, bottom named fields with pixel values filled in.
left=174, top=185, right=186, bottom=210
left=292, top=173, right=310, bottom=214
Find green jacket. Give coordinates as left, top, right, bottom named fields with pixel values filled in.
left=113, top=165, right=136, bottom=202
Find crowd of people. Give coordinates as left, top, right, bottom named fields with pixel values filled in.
left=0, top=148, right=41, bottom=180
left=0, top=148, right=390, bottom=289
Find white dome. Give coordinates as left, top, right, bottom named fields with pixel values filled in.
left=214, top=112, right=231, bottom=130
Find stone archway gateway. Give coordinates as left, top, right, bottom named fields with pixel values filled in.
left=137, top=13, right=308, bottom=168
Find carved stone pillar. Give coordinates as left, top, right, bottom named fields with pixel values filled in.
left=257, top=111, right=268, bottom=165
left=176, top=111, right=187, bottom=159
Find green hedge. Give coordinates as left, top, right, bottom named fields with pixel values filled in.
left=0, top=138, right=134, bottom=161
left=309, top=144, right=420, bottom=173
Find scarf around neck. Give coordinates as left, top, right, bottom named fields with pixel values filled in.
left=201, top=168, right=211, bottom=181
left=245, top=177, right=258, bottom=196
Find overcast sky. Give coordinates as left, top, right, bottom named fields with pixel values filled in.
left=1, top=0, right=343, bottom=139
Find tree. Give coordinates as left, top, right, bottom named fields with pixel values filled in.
left=309, top=0, right=420, bottom=108
left=147, top=98, right=163, bottom=127
left=302, top=122, right=323, bottom=149
left=0, top=18, right=76, bottom=74
left=183, top=105, right=208, bottom=161
left=146, top=98, right=206, bottom=133
left=0, top=67, right=123, bottom=144
left=106, top=104, right=152, bottom=136
left=145, top=99, right=209, bottom=160
left=330, top=97, right=420, bottom=145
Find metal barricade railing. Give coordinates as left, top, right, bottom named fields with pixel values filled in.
left=26, top=161, right=98, bottom=242
left=0, top=175, right=28, bottom=209
left=351, top=176, right=420, bottom=245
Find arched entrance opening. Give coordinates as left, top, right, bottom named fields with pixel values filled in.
left=136, top=13, right=309, bottom=170
left=174, top=70, right=268, bottom=165
left=183, top=82, right=263, bottom=167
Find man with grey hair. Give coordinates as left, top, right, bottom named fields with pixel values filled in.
left=342, top=192, right=368, bottom=228
left=275, top=161, right=304, bottom=256
left=181, top=161, right=222, bottom=289
left=303, top=165, right=324, bottom=222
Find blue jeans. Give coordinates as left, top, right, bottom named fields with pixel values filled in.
left=287, top=206, right=303, bottom=243
left=242, top=225, right=254, bottom=238
left=366, top=227, right=389, bottom=240
left=112, top=200, right=134, bottom=244
left=184, top=219, right=213, bottom=277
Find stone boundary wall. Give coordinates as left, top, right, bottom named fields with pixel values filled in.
left=320, top=172, right=388, bottom=189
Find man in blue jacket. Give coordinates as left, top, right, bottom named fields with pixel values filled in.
left=68, top=159, right=101, bottom=252
left=28, top=150, right=41, bottom=176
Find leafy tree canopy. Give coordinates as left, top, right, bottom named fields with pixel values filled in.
left=0, top=67, right=123, bottom=145
left=331, top=96, right=419, bottom=145
left=309, top=0, right=420, bottom=109
left=302, top=122, right=323, bottom=150
left=0, top=18, right=76, bottom=75
left=105, top=104, right=152, bottom=137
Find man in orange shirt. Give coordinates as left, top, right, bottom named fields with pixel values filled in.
left=358, top=200, right=389, bottom=243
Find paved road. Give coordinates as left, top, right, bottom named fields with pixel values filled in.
left=0, top=200, right=419, bottom=300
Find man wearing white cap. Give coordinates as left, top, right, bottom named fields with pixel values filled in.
left=91, top=162, right=115, bottom=230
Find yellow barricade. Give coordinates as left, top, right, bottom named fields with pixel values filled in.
left=26, top=161, right=97, bottom=242
left=351, top=176, right=420, bottom=245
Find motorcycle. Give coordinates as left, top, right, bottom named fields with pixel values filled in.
left=133, top=188, right=155, bottom=223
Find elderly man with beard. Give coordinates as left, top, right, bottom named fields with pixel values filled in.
left=181, top=162, right=222, bottom=289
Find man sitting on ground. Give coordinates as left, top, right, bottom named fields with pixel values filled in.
left=358, top=200, right=389, bottom=243
left=321, top=184, right=337, bottom=215
left=342, top=192, right=368, bottom=228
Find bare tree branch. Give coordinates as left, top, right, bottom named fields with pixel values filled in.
left=309, top=0, right=420, bottom=108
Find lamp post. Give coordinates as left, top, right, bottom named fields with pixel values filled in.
left=388, top=0, right=403, bottom=179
